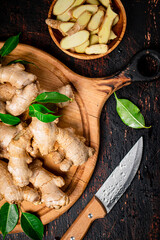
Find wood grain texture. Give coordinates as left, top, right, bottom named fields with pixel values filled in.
left=0, top=0, right=160, bottom=239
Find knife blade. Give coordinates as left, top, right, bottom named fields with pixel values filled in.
left=61, top=137, right=143, bottom=240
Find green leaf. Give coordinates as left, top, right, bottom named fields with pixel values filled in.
left=114, top=92, right=151, bottom=129
left=21, top=212, right=44, bottom=240
left=0, top=203, right=19, bottom=239
left=0, top=33, right=20, bottom=57
left=0, top=113, right=21, bottom=125
left=7, top=59, right=38, bottom=68
left=35, top=91, right=71, bottom=103
left=29, top=104, right=60, bottom=123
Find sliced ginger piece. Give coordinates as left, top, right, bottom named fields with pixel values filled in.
left=57, top=0, right=85, bottom=22
left=60, top=30, right=89, bottom=49
left=67, top=11, right=92, bottom=35
left=109, top=30, right=117, bottom=40
left=53, top=0, right=75, bottom=16
left=98, top=5, right=117, bottom=44
left=88, top=8, right=105, bottom=31
left=99, top=0, right=110, bottom=7
left=90, top=34, right=99, bottom=45
left=113, top=15, right=119, bottom=26
left=85, top=44, right=108, bottom=54
left=75, top=40, right=90, bottom=53
left=45, top=19, right=74, bottom=36
left=71, top=5, right=98, bottom=19
left=86, top=0, right=100, bottom=4
left=91, top=28, right=99, bottom=34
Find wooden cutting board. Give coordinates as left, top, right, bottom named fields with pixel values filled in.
left=0, top=43, right=130, bottom=233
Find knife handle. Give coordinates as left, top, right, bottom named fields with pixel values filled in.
left=61, top=196, right=107, bottom=240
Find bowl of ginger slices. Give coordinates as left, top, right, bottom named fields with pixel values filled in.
left=46, top=0, right=127, bottom=60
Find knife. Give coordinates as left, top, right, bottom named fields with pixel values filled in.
left=61, top=137, right=143, bottom=240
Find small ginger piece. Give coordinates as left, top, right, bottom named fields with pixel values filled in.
left=67, top=11, right=92, bottom=36
left=98, top=5, right=117, bottom=44
left=0, top=63, right=37, bottom=89
left=91, top=28, right=99, bottom=34
left=60, top=30, right=90, bottom=49
left=29, top=159, right=69, bottom=208
left=90, top=34, right=99, bottom=45
left=88, top=8, right=105, bottom=32
left=6, top=83, right=39, bottom=116
left=60, top=159, right=73, bottom=172
left=57, top=84, right=74, bottom=108
left=113, top=15, right=119, bottom=26
left=86, top=0, right=100, bottom=4
left=75, top=40, right=90, bottom=53
left=22, top=186, right=40, bottom=204
left=99, top=0, right=110, bottom=7
left=45, top=19, right=74, bottom=36
left=53, top=0, right=75, bottom=16
left=57, top=0, right=85, bottom=22
left=0, top=83, right=16, bottom=101
left=109, top=30, right=117, bottom=40
left=85, top=44, right=108, bottom=54
left=0, top=160, right=23, bottom=203
left=0, top=101, right=6, bottom=114
left=8, top=129, right=33, bottom=187
left=71, top=4, right=98, bottom=19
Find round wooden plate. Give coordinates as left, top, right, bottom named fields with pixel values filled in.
left=0, top=43, right=130, bottom=233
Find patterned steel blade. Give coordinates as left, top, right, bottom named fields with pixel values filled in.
left=96, top=137, right=143, bottom=213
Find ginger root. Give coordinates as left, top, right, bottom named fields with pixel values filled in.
left=0, top=63, right=37, bottom=89
left=0, top=160, right=23, bottom=203
left=0, top=83, right=16, bottom=101
left=29, top=118, right=94, bottom=172
left=29, top=159, right=69, bottom=208
left=0, top=101, right=6, bottom=114
left=8, top=129, right=33, bottom=187
left=6, top=83, right=39, bottom=116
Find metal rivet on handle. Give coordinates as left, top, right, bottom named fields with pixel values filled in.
left=70, top=237, right=75, bottom=240
left=88, top=213, right=93, bottom=218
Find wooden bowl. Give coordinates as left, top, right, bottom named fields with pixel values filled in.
left=47, top=0, right=127, bottom=60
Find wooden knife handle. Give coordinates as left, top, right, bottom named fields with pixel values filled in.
left=61, top=196, right=107, bottom=240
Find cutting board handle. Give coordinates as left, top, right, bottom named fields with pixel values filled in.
left=61, top=196, right=106, bottom=240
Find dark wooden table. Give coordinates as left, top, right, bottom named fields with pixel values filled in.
left=0, top=0, right=160, bottom=239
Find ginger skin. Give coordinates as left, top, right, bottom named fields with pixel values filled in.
left=0, top=160, right=23, bottom=203
left=8, top=129, right=33, bottom=187
left=29, top=118, right=94, bottom=171
left=29, top=159, right=69, bottom=208
left=0, top=83, right=16, bottom=101
left=0, top=63, right=37, bottom=89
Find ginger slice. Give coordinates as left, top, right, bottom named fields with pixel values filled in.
left=90, top=34, right=99, bottom=45
left=0, top=63, right=37, bottom=89
left=29, top=159, right=69, bottom=208
left=60, top=30, right=90, bottom=49
left=0, top=160, right=23, bottom=203
left=67, top=11, right=92, bottom=36
left=75, top=40, right=90, bottom=53
left=99, top=0, right=110, bottom=7
left=98, top=5, right=117, bottom=44
left=0, top=83, right=16, bottom=101
left=45, top=19, right=74, bottom=36
left=86, top=0, right=100, bottom=4
left=88, top=8, right=105, bottom=31
left=85, top=44, right=108, bottom=54
left=109, top=30, right=117, bottom=40
left=6, top=83, right=39, bottom=116
left=57, top=0, right=85, bottom=22
left=71, top=4, right=98, bottom=19
left=113, top=15, right=119, bottom=26
left=53, top=0, right=75, bottom=16
left=91, top=28, right=99, bottom=34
